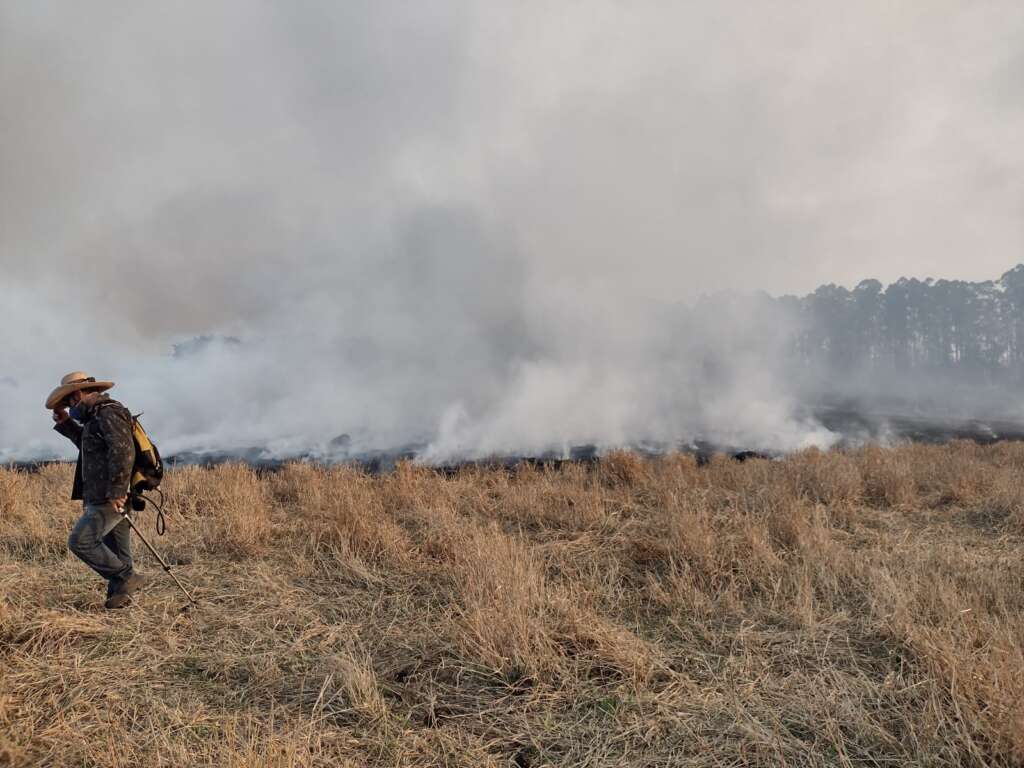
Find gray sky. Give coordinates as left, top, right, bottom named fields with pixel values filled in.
left=2, top=2, right=1023, bottom=458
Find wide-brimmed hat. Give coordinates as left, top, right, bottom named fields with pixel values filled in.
left=45, top=371, right=114, bottom=410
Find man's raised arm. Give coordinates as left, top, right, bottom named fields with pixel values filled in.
left=52, top=408, right=83, bottom=447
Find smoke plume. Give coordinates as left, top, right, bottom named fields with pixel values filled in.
left=2, top=2, right=1023, bottom=462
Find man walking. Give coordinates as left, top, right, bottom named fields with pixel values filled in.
left=46, top=371, right=146, bottom=609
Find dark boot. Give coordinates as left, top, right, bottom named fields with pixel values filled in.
left=104, top=572, right=147, bottom=609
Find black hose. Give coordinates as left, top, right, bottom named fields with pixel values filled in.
left=136, top=488, right=168, bottom=536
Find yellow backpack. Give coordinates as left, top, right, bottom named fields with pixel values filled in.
left=130, top=414, right=164, bottom=495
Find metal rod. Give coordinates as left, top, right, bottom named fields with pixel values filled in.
left=120, top=511, right=198, bottom=605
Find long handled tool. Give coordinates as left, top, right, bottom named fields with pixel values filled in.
left=121, top=497, right=198, bottom=606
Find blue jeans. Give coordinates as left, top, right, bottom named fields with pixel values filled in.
left=68, top=501, right=134, bottom=584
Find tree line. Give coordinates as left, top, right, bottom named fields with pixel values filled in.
left=779, top=264, right=1024, bottom=384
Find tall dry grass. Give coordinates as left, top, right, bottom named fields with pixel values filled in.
left=1, top=442, right=1023, bottom=766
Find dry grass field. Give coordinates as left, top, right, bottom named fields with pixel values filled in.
left=2, top=443, right=1023, bottom=767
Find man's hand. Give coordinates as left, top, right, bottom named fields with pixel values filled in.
left=52, top=407, right=69, bottom=424
left=111, top=495, right=128, bottom=510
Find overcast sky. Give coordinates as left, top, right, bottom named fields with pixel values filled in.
left=2, top=2, right=1023, bottom=458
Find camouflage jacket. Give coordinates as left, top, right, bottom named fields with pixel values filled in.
left=53, top=395, right=135, bottom=503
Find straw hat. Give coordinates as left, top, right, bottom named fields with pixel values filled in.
left=45, top=371, right=115, bottom=410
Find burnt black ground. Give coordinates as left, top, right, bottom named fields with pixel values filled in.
left=10, top=402, right=1024, bottom=476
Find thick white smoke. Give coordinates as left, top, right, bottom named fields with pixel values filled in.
left=2, top=2, right=1022, bottom=462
